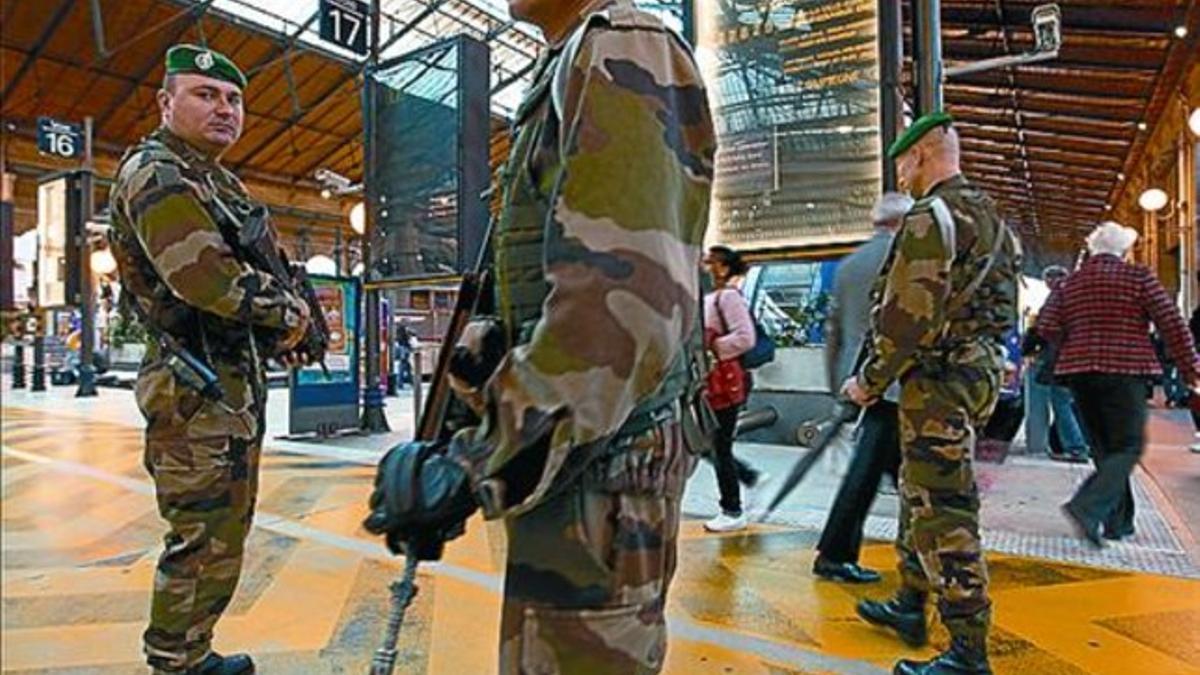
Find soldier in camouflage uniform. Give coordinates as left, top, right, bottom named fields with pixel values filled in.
left=369, top=1, right=716, bottom=672
left=108, top=45, right=310, bottom=675
left=843, top=113, right=1020, bottom=675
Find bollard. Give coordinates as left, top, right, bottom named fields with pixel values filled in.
left=411, top=352, right=423, bottom=429
left=31, top=333, right=46, bottom=392
left=11, top=342, right=26, bottom=388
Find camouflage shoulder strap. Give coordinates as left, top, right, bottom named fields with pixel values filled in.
left=924, top=195, right=1005, bottom=318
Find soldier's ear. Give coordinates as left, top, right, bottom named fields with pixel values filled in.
left=156, top=88, right=174, bottom=124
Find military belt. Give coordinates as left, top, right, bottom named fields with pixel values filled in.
left=612, top=398, right=681, bottom=449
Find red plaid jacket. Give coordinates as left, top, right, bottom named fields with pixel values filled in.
left=1035, top=254, right=1200, bottom=382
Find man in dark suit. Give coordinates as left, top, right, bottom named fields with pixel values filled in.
left=812, top=192, right=912, bottom=583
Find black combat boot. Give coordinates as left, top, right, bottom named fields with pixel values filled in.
left=856, top=589, right=928, bottom=647
left=187, top=653, right=254, bottom=675
left=893, top=637, right=991, bottom=674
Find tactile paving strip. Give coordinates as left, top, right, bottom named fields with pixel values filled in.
left=683, top=462, right=1199, bottom=579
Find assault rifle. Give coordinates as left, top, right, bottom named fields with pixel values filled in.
left=369, top=217, right=495, bottom=675
left=236, top=206, right=331, bottom=376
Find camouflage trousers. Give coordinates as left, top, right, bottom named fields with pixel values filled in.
left=135, top=364, right=263, bottom=673
left=498, top=420, right=696, bottom=675
left=894, top=358, right=1000, bottom=647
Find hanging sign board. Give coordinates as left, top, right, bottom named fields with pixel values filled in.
left=37, top=117, right=83, bottom=159
left=319, top=0, right=369, bottom=55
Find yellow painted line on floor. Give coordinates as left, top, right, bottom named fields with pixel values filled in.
left=3, top=556, right=157, bottom=597
left=217, top=542, right=364, bottom=653
left=3, top=489, right=154, bottom=551
left=1, top=621, right=147, bottom=670
left=1, top=458, right=49, bottom=489
left=0, top=443, right=891, bottom=674
left=426, top=574, right=502, bottom=674
left=992, top=576, right=1200, bottom=675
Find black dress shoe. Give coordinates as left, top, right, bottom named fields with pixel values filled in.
left=813, top=556, right=882, bottom=584
left=1061, top=503, right=1103, bottom=548
left=893, top=638, right=991, bottom=674
left=856, top=591, right=928, bottom=647
left=188, top=653, right=255, bottom=675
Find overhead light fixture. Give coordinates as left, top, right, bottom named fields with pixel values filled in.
left=1138, top=188, right=1169, bottom=212
left=1137, top=121, right=1148, bottom=131
left=1189, top=107, right=1200, bottom=136
left=1104, top=204, right=1112, bottom=211
left=90, top=248, right=118, bottom=276
left=349, top=202, right=366, bottom=235
left=836, top=125, right=854, bottom=134
left=1117, top=172, right=1126, bottom=181
left=305, top=255, right=338, bottom=276
left=1175, top=25, right=1189, bottom=38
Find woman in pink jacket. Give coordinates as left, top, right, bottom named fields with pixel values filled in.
left=703, top=245, right=762, bottom=532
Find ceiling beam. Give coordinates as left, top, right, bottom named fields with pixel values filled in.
left=959, top=138, right=1125, bottom=169
left=937, top=4, right=1176, bottom=35
left=379, top=0, right=453, bottom=55
left=243, top=10, right=320, bottom=79
left=92, top=0, right=216, bottom=135
left=0, top=0, right=77, bottom=107
left=231, top=74, right=359, bottom=171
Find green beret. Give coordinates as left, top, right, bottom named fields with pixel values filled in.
left=165, top=44, right=246, bottom=89
left=887, top=112, right=953, bottom=159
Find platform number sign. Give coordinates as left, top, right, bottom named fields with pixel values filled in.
left=320, top=0, right=369, bottom=56
left=37, top=117, right=83, bottom=159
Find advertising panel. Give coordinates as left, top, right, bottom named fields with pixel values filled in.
left=288, top=275, right=361, bottom=436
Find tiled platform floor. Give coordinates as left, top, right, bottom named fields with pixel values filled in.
left=3, top=402, right=1199, bottom=674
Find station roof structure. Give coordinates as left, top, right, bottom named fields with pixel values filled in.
left=914, top=0, right=1200, bottom=263
left=1, top=0, right=682, bottom=193
left=6, top=0, right=1193, bottom=266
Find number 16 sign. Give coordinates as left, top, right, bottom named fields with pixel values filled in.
left=36, top=117, right=83, bottom=160
left=320, top=0, right=369, bottom=56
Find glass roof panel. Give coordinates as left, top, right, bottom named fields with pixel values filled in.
left=212, top=0, right=683, bottom=116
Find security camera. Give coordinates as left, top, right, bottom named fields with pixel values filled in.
left=1032, top=4, right=1061, bottom=53
left=314, top=168, right=353, bottom=191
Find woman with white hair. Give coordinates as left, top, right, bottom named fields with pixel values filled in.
left=1035, top=221, right=1200, bottom=546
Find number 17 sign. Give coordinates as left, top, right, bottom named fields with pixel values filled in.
left=320, top=0, right=369, bottom=56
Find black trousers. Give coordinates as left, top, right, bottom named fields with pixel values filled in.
left=816, top=400, right=901, bottom=564
left=710, top=405, right=752, bottom=515
left=1066, top=374, right=1148, bottom=535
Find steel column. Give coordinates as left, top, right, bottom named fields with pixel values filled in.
left=913, top=0, right=944, bottom=116
left=878, top=0, right=903, bottom=191
left=361, top=0, right=389, bottom=433
left=76, top=119, right=98, bottom=397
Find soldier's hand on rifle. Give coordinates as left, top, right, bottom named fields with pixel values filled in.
left=447, top=319, right=506, bottom=415
left=277, top=350, right=312, bottom=369
left=841, top=376, right=876, bottom=407
left=278, top=299, right=312, bottom=354
left=363, top=439, right=478, bottom=561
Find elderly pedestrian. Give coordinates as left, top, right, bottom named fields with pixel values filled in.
left=1036, top=222, right=1200, bottom=544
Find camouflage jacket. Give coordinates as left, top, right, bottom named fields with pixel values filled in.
left=453, top=0, right=716, bottom=518
left=859, top=174, right=1020, bottom=397
left=109, top=127, right=307, bottom=412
